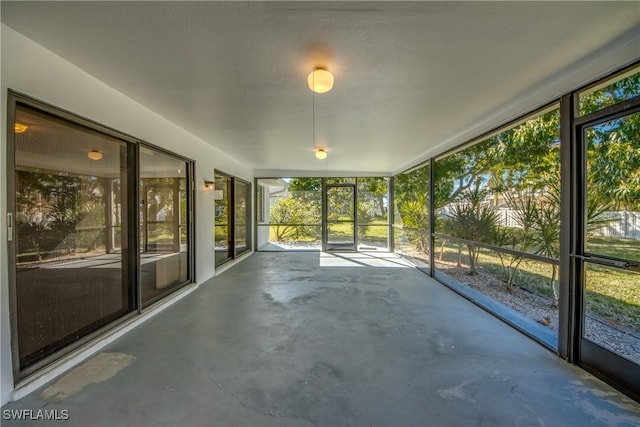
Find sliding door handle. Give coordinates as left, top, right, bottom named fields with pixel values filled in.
left=573, top=254, right=638, bottom=269
left=7, top=213, right=13, bottom=242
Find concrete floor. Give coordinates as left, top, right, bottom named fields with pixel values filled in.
left=3, top=252, right=640, bottom=426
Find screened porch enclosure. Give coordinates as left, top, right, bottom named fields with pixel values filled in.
left=256, top=177, right=390, bottom=252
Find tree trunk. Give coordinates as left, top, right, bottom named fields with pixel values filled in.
left=467, top=244, right=477, bottom=275
left=550, top=265, right=559, bottom=308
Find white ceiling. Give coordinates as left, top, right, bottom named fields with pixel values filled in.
left=2, top=1, right=639, bottom=175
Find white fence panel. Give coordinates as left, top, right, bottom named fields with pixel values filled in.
left=496, top=208, right=520, bottom=228
left=593, top=211, right=640, bottom=239
left=495, top=209, right=640, bottom=239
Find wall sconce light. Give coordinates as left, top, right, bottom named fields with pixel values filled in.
left=308, top=66, right=334, bottom=94
left=315, top=148, right=328, bottom=160
left=204, top=180, right=215, bottom=190
left=14, top=123, right=28, bottom=134
left=87, top=150, right=103, bottom=160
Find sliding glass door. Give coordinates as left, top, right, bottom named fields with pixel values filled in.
left=214, top=174, right=233, bottom=267
left=11, top=102, right=134, bottom=371
left=214, top=172, right=251, bottom=267
left=139, top=146, right=192, bottom=306
left=8, top=93, right=194, bottom=378
left=235, top=179, right=251, bottom=256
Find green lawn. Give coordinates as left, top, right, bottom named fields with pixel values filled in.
left=434, top=237, right=639, bottom=332
left=588, top=235, right=640, bottom=260
left=267, top=220, right=390, bottom=245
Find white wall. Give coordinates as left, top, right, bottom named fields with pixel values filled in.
left=0, top=24, right=253, bottom=405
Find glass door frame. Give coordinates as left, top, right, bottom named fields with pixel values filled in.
left=214, top=171, right=252, bottom=267
left=138, top=143, right=195, bottom=308
left=571, top=98, right=640, bottom=401
left=6, top=92, right=141, bottom=380
left=6, top=91, right=196, bottom=380
left=214, top=171, right=234, bottom=267
left=322, top=182, right=357, bottom=252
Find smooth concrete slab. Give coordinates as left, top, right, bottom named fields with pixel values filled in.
left=3, top=252, right=639, bottom=426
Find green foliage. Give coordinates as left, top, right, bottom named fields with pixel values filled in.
left=586, top=114, right=640, bottom=210
left=394, top=167, right=429, bottom=254
left=579, top=72, right=640, bottom=115
left=394, top=165, right=429, bottom=208
left=394, top=166, right=430, bottom=256
left=444, top=188, right=501, bottom=275
left=270, top=195, right=319, bottom=241
left=357, top=177, right=388, bottom=220
left=398, top=196, right=429, bottom=254
left=288, top=177, right=322, bottom=192
left=16, top=171, right=106, bottom=259
left=492, top=226, right=526, bottom=291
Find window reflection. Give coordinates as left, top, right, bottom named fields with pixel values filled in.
left=14, top=105, right=132, bottom=368
left=215, top=174, right=232, bottom=266
left=139, top=147, right=190, bottom=305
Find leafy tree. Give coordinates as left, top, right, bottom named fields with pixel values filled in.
left=286, top=178, right=322, bottom=214
left=288, top=177, right=321, bottom=192
left=394, top=164, right=429, bottom=208
left=270, top=195, right=318, bottom=241
left=580, top=71, right=640, bottom=210
left=16, top=171, right=105, bottom=259
left=580, top=72, right=640, bottom=115
left=394, top=166, right=430, bottom=256
left=586, top=115, right=640, bottom=211
left=357, top=177, right=388, bottom=218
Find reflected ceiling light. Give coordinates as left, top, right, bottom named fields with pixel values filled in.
left=14, top=123, right=28, bottom=133
left=87, top=150, right=103, bottom=161
left=315, top=148, right=328, bottom=160
left=307, top=66, right=334, bottom=94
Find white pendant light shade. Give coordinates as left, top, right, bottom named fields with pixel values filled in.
left=315, top=148, right=328, bottom=159
left=308, top=66, right=334, bottom=94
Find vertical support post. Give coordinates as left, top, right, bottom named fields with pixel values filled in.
left=429, top=158, right=436, bottom=276
left=128, top=142, right=141, bottom=313
left=102, top=178, right=112, bottom=254
left=322, top=178, right=327, bottom=252
left=229, top=177, right=235, bottom=260
left=172, top=178, right=180, bottom=252
left=559, top=93, right=576, bottom=361
left=388, top=176, right=395, bottom=253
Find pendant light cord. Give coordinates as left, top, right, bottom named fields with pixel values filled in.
left=312, top=73, right=316, bottom=147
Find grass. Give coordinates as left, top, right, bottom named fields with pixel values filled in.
left=266, top=219, right=390, bottom=245
left=433, top=237, right=640, bottom=332
left=588, top=235, right=640, bottom=260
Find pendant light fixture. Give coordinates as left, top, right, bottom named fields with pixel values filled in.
left=310, top=65, right=333, bottom=160
left=315, top=148, right=327, bottom=159
left=307, top=66, right=334, bottom=94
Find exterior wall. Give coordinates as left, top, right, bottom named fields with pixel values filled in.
left=0, top=24, right=253, bottom=405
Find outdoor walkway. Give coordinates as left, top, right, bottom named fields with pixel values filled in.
left=3, top=252, right=639, bottom=426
